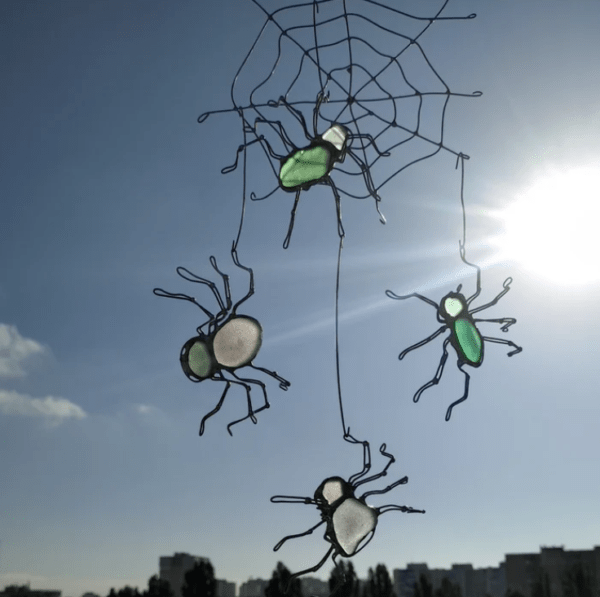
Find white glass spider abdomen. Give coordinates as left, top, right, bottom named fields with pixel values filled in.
left=332, top=498, right=377, bottom=555
left=213, top=316, right=262, bottom=368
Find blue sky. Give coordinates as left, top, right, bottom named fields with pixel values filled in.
left=1, top=1, right=600, bottom=596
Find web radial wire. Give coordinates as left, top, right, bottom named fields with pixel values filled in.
left=198, top=0, right=481, bottom=247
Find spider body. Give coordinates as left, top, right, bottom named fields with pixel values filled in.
left=271, top=433, right=424, bottom=586
left=153, top=245, right=290, bottom=435
left=386, top=242, right=522, bottom=421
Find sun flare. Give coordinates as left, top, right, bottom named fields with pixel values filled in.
left=498, top=165, right=600, bottom=285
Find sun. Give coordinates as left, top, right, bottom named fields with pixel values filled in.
left=497, top=165, right=600, bottom=285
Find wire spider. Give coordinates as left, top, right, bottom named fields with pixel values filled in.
left=222, top=92, right=389, bottom=249
left=386, top=241, right=522, bottom=421
left=271, top=432, right=424, bottom=587
left=153, top=244, right=290, bottom=435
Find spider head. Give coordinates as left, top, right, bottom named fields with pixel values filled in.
left=438, top=291, right=468, bottom=324
left=314, top=476, right=355, bottom=508
left=180, top=336, right=216, bottom=382
left=321, top=124, right=349, bottom=162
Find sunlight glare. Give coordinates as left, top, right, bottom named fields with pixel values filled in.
left=499, top=166, right=600, bottom=285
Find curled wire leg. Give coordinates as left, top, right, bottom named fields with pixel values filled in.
left=272, top=519, right=326, bottom=552
left=283, top=189, right=302, bottom=249
left=399, top=325, right=447, bottom=360
left=470, top=277, right=513, bottom=315
left=225, top=371, right=270, bottom=435
left=413, top=336, right=451, bottom=404
left=199, top=378, right=243, bottom=435
left=361, top=473, right=408, bottom=500
left=285, top=545, right=335, bottom=593
left=482, top=335, right=523, bottom=357
left=249, top=363, right=291, bottom=391
left=345, top=430, right=372, bottom=485
left=445, top=361, right=471, bottom=421
left=474, top=317, right=517, bottom=332
left=378, top=503, right=426, bottom=515
left=355, top=443, right=396, bottom=488
left=230, top=243, right=255, bottom=311
left=386, top=289, right=440, bottom=310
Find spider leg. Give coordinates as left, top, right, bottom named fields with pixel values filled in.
left=398, top=325, right=447, bottom=361
left=254, top=114, right=296, bottom=154
left=175, top=265, right=228, bottom=323
left=283, top=189, right=302, bottom=250
left=344, top=430, right=372, bottom=486
left=272, top=519, right=326, bottom=552
left=208, top=256, right=233, bottom=322
left=230, top=243, right=255, bottom=313
left=220, top=136, right=267, bottom=175
left=354, top=443, right=398, bottom=489
left=324, top=177, right=345, bottom=243
left=413, top=336, right=451, bottom=404
left=445, top=360, right=471, bottom=421
left=361, top=475, right=408, bottom=499
left=377, top=504, right=426, bottom=515
left=329, top=552, right=347, bottom=597
left=473, top=317, right=517, bottom=332
left=481, top=335, right=523, bottom=357
left=386, top=289, right=440, bottom=310
left=470, top=277, right=514, bottom=314
left=272, top=95, right=314, bottom=143
left=198, top=380, right=232, bottom=436
left=285, top=545, right=335, bottom=590
left=152, top=287, right=215, bottom=326
left=248, top=363, right=291, bottom=391
left=225, top=370, right=270, bottom=435
left=270, top=495, right=316, bottom=505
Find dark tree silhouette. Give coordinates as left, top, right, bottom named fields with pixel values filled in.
left=116, top=587, right=141, bottom=597
left=328, top=560, right=360, bottom=597
left=505, top=590, right=526, bottom=597
left=434, top=578, right=461, bottom=597
left=107, top=589, right=118, bottom=597
left=414, top=574, right=434, bottom=597
left=367, top=565, right=394, bottom=597
left=143, top=575, right=175, bottom=597
left=181, top=560, right=217, bottom=597
left=561, top=563, right=593, bottom=597
left=4, top=586, right=30, bottom=597
left=265, top=561, right=303, bottom=597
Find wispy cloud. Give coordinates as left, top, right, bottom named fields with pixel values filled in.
left=0, top=389, right=87, bottom=423
left=0, top=324, right=48, bottom=378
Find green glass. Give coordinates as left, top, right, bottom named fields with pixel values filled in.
left=454, top=319, right=482, bottom=364
left=280, top=145, right=330, bottom=188
left=188, top=341, right=212, bottom=378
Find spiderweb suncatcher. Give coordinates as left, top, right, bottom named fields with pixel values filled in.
left=199, top=0, right=481, bottom=247
left=153, top=0, right=523, bottom=590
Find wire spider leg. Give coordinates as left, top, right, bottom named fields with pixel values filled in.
left=473, top=317, right=517, bottom=332
left=152, top=288, right=215, bottom=324
left=176, top=265, right=228, bottom=319
left=199, top=380, right=232, bottom=436
left=329, top=552, right=347, bottom=597
left=445, top=360, right=471, bottom=421
left=248, top=363, right=291, bottom=391
left=276, top=95, right=314, bottom=142
left=459, top=241, right=482, bottom=305
left=270, top=495, right=316, bottom=505
left=272, top=519, right=326, bottom=552
left=254, top=115, right=296, bottom=154
left=470, top=277, right=514, bottom=315
left=413, top=336, right=451, bottom=404
left=386, top=289, right=440, bottom=310
left=361, top=475, right=408, bottom=499
left=398, top=325, right=447, bottom=361
left=221, top=137, right=266, bottom=175
left=354, top=443, right=397, bottom=489
left=377, top=504, right=426, bottom=515
left=345, top=430, right=372, bottom=486
left=225, top=371, right=270, bottom=435
left=481, top=335, right=523, bottom=357
left=230, top=243, right=255, bottom=312
left=324, top=177, right=345, bottom=243
left=285, top=545, right=335, bottom=590
left=208, top=257, right=233, bottom=321
left=283, top=189, right=302, bottom=250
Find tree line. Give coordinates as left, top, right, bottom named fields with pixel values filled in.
left=1, top=558, right=594, bottom=597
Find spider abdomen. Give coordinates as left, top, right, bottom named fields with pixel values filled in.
left=331, top=498, right=377, bottom=556
left=213, top=315, right=263, bottom=368
left=452, top=318, right=483, bottom=365
left=279, top=145, right=333, bottom=190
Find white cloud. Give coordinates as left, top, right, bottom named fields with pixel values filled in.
left=0, top=323, right=48, bottom=378
left=0, top=389, right=87, bottom=423
left=134, top=404, right=157, bottom=415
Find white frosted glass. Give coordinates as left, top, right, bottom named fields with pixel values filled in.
left=213, top=317, right=262, bottom=368
left=444, top=297, right=463, bottom=317
left=321, top=479, right=344, bottom=505
left=322, top=125, right=347, bottom=151
left=332, top=498, right=377, bottom=555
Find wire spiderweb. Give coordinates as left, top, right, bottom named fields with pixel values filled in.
left=199, top=0, right=482, bottom=235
